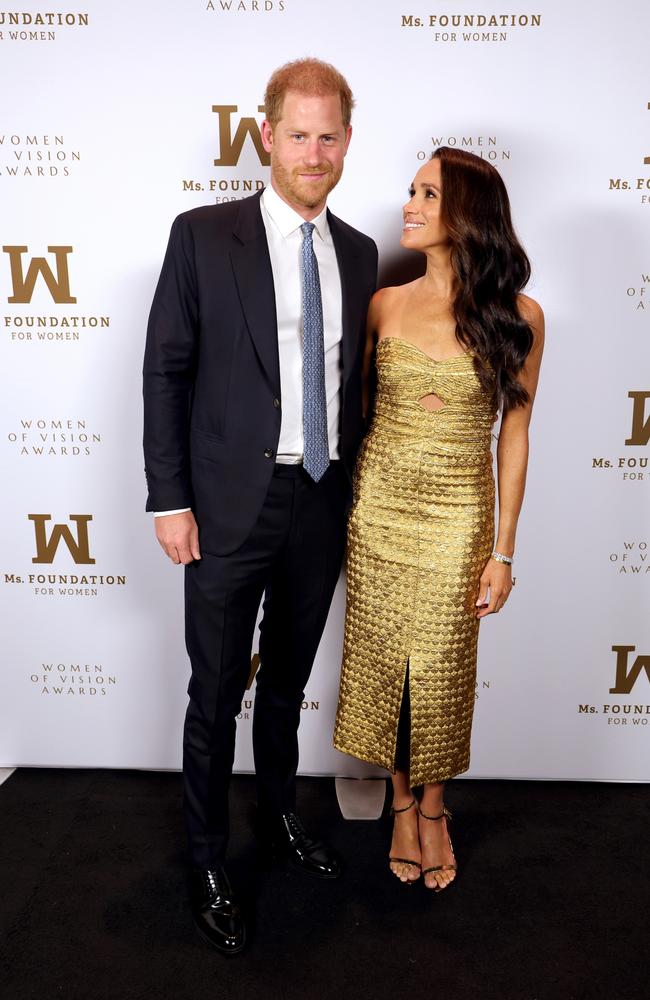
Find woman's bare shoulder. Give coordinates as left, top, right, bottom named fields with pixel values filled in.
left=517, top=293, right=544, bottom=329
left=369, top=282, right=414, bottom=325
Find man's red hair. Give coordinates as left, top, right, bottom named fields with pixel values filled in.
left=264, top=57, right=354, bottom=128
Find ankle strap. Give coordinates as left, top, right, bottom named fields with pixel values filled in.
left=418, top=805, right=452, bottom=822
left=390, top=798, right=416, bottom=816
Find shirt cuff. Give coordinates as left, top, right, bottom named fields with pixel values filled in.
left=153, top=508, right=192, bottom=517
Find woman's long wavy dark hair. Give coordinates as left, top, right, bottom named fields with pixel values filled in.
left=432, top=146, right=533, bottom=410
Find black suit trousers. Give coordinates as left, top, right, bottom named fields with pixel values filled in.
left=182, top=462, right=348, bottom=868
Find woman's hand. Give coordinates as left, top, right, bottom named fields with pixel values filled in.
left=475, top=558, right=513, bottom=618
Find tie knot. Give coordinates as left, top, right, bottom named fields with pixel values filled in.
left=300, top=221, right=315, bottom=242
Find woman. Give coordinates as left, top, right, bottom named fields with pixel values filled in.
left=334, top=146, right=544, bottom=890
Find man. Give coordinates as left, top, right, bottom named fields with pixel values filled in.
left=143, top=58, right=377, bottom=955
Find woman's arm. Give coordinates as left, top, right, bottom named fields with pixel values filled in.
left=476, top=294, right=545, bottom=618
left=361, top=290, right=385, bottom=420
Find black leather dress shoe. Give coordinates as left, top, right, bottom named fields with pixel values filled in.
left=260, top=812, right=341, bottom=879
left=189, top=867, right=246, bottom=955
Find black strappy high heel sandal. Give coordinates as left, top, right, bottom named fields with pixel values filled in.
left=418, top=805, right=457, bottom=892
left=388, top=798, right=421, bottom=884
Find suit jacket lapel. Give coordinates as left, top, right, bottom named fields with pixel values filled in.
left=328, top=211, right=364, bottom=387
left=230, top=192, right=280, bottom=395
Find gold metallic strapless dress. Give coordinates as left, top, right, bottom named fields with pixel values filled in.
left=334, top=337, right=496, bottom=785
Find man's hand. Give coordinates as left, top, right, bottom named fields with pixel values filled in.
left=155, top=511, right=201, bottom=565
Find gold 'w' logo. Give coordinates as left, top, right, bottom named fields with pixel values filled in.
left=610, top=645, right=650, bottom=695
left=212, top=105, right=269, bottom=167
left=625, top=391, right=650, bottom=446
left=29, top=514, right=95, bottom=565
left=2, top=245, right=76, bottom=304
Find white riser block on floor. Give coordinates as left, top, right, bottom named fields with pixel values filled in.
left=335, top=777, right=386, bottom=820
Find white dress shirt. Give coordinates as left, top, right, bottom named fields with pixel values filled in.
left=154, top=185, right=343, bottom=516
left=260, top=183, right=342, bottom=463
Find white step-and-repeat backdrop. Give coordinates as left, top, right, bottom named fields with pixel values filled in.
left=1, top=1, right=648, bottom=780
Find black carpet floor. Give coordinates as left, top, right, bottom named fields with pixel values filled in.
left=0, top=770, right=647, bottom=1000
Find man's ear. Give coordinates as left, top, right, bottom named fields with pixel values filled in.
left=261, top=120, right=274, bottom=154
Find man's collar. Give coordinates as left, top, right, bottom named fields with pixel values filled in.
left=261, top=183, right=329, bottom=241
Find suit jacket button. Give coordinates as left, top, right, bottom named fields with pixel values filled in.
left=264, top=448, right=274, bottom=459
left=273, top=398, right=280, bottom=409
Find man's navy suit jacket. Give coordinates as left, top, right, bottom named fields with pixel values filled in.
left=143, top=189, right=378, bottom=556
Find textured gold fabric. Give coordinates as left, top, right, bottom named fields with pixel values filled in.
left=334, top=337, right=496, bottom=785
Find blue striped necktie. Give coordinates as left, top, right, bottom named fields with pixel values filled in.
left=300, top=222, right=330, bottom=482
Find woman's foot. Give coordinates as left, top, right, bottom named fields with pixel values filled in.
left=388, top=798, right=421, bottom=883
left=418, top=805, right=457, bottom=891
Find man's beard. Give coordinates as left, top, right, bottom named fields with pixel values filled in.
left=271, top=153, right=343, bottom=210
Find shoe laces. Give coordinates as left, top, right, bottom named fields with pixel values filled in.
left=204, top=869, right=229, bottom=896
left=283, top=812, right=307, bottom=840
